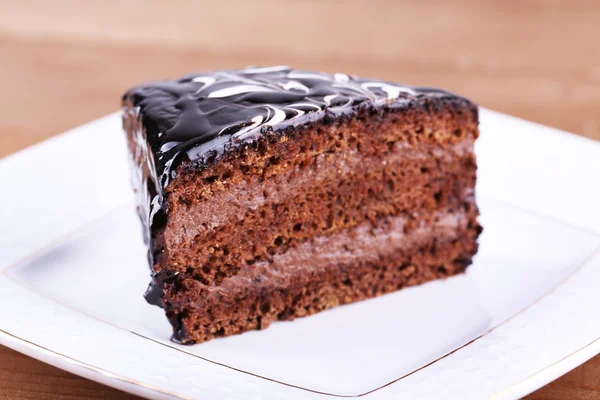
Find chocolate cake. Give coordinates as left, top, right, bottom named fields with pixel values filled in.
left=122, top=66, right=481, bottom=344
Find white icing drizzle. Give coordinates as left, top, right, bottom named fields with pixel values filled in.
left=264, top=107, right=287, bottom=126
left=239, top=65, right=291, bottom=74
left=279, top=80, right=310, bottom=92
left=207, top=84, right=277, bottom=98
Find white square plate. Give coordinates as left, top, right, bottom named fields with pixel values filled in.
left=1, top=109, right=599, bottom=400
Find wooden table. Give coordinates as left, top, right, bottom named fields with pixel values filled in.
left=0, top=1, right=598, bottom=398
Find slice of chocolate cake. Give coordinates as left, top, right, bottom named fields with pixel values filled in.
left=122, top=66, right=481, bottom=344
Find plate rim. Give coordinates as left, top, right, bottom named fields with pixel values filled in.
left=2, top=326, right=599, bottom=400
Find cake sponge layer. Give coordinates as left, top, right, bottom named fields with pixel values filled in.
left=122, top=67, right=481, bottom=344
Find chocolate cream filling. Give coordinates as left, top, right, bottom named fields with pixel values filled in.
left=205, top=209, right=470, bottom=296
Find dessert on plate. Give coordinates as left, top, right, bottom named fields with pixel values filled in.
left=122, top=66, right=482, bottom=344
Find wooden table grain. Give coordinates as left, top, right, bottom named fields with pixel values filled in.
left=0, top=1, right=598, bottom=398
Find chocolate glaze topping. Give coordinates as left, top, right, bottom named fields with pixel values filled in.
left=122, top=66, right=467, bottom=305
